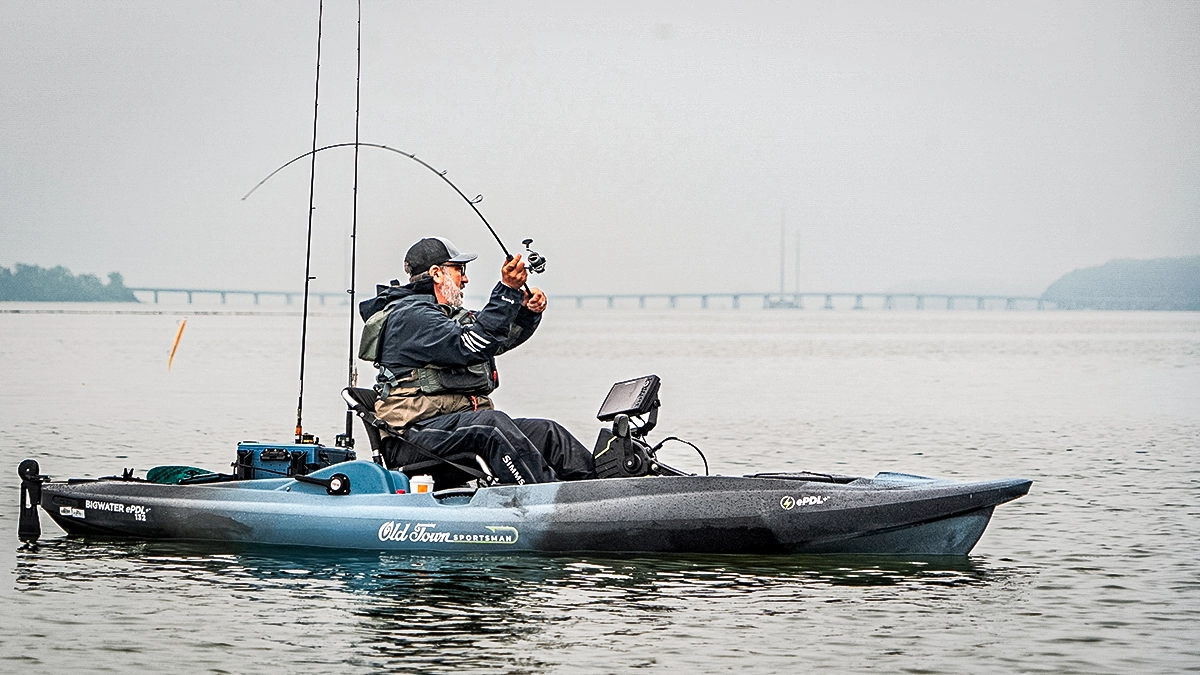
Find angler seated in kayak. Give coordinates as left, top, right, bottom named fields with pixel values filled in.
left=358, top=236, right=595, bottom=485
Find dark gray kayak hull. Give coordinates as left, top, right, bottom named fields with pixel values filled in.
left=31, top=461, right=1030, bottom=555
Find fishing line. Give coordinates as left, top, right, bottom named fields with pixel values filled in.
left=295, top=0, right=324, bottom=444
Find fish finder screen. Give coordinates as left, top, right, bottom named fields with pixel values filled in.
left=597, top=375, right=661, bottom=421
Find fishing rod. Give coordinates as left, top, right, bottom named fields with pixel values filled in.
left=294, top=0, right=325, bottom=445
left=244, top=141, right=525, bottom=260
left=340, top=0, right=363, bottom=450
left=245, top=142, right=548, bottom=298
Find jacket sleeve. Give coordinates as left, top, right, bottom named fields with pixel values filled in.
left=495, top=307, right=541, bottom=356
left=389, top=283, right=525, bottom=368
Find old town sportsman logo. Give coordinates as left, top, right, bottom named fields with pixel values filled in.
left=378, top=521, right=519, bottom=544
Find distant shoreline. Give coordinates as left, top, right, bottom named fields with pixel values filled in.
left=0, top=307, right=345, bottom=317
left=9, top=256, right=1197, bottom=310
left=0, top=264, right=137, bottom=302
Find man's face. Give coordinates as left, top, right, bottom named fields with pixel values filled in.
left=432, top=263, right=467, bottom=307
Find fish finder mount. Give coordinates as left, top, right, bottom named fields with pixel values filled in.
left=593, top=375, right=684, bottom=479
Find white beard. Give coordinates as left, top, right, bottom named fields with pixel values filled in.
left=438, top=276, right=464, bottom=307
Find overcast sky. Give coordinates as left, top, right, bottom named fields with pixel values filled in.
left=1, top=1, right=1197, bottom=297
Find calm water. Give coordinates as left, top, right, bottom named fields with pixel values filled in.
left=1, top=304, right=1197, bottom=673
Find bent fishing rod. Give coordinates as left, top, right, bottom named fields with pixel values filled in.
left=244, top=140, right=547, bottom=444
left=244, top=141, right=529, bottom=259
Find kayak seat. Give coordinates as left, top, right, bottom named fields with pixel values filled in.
left=341, top=387, right=496, bottom=489
left=342, top=387, right=388, bottom=457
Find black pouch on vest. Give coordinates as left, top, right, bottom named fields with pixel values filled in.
left=427, top=361, right=496, bottom=394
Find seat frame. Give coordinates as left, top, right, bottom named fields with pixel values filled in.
left=340, top=387, right=496, bottom=488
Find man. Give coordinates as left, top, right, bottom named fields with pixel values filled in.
left=358, top=236, right=595, bottom=485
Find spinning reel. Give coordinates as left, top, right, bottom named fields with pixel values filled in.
left=522, top=238, right=547, bottom=274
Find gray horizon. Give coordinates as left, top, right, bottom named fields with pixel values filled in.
left=2, top=1, right=1197, bottom=298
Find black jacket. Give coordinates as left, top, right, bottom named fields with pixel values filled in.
left=359, top=278, right=541, bottom=374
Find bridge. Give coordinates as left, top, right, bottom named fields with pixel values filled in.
left=554, top=292, right=1051, bottom=310
left=130, top=287, right=1053, bottom=310
left=129, top=287, right=347, bottom=305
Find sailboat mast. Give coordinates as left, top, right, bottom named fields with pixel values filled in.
left=794, top=226, right=801, bottom=293
left=779, top=207, right=786, bottom=294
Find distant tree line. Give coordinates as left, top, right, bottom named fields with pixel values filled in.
left=0, top=264, right=138, bottom=302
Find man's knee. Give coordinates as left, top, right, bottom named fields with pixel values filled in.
left=514, top=417, right=556, bottom=430
left=470, top=409, right=518, bottom=429
left=514, top=418, right=583, bottom=446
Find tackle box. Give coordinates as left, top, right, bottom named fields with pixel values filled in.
left=234, top=442, right=356, bottom=480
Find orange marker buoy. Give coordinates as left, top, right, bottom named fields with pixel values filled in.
left=168, top=319, right=187, bottom=371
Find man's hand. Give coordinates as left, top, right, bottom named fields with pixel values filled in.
left=523, top=287, right=547, bottom=313
left=501, top=254, right=528, bottom=289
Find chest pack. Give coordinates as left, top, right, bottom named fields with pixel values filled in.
left=362, top=300, right=498, bottom=398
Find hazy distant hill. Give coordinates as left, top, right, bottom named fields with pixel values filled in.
left=1042, top=256, right=1200, bottom=310
left=0, top=264, right=137, bottom=302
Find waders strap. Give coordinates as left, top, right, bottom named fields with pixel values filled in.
left=387, top=429, right=496, bottom=486
left=375, top=365, right=417, bottom=400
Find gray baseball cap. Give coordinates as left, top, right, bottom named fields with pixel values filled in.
left=404, top=237, right=478, bottom=276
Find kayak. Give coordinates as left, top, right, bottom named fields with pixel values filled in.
left=18, top=457, right=1030, bottom=555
